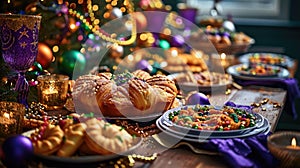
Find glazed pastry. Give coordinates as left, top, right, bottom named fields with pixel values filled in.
left=73, top=70, right=178, bottom=117
left=32, top=124, right=64, bottom=155
left=132, top=69, right=151, bottom=80
left=146, top=75, right=177, bottom=111
left=72, top=75, right=103, bottom=113
left=84, top=118, right=133, bottom=155
left=128, top=78, right=155, bottom=111
left=57, top=123, right=87, bottom=157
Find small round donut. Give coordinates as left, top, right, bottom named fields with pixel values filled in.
left=32, top=124, right=64, bottom=155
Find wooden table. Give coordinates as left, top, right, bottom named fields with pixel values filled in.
left=135, top=85, right=287, bottom=168
left=0, top=86, right=287, bottom=168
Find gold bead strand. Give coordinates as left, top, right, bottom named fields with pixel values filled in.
left=68, top=0, right=137, bottom=46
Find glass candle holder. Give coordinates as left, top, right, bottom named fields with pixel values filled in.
left=37, top=74, right=69, bottom=110
left=0, top=101, right=25, bottom=139
left=267, top=131, right=300, bottom=167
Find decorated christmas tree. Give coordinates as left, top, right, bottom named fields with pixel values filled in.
left=0, top=0, right=190, bottom=102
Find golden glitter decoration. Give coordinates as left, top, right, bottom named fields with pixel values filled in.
left=0, top=14, right=41, bottom=31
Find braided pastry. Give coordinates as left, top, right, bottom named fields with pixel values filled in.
left=73, top=70, right=177, bottom=117
left=57, top=123, right=87, bottom=157
left=131, top=69, right=151, bottom=80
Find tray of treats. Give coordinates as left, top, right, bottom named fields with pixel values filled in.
left=238, top=52, right=295, bottom=68
left=187, top=27, right=254, bottom=55
left=227, top=64, right=290, bottom=80
left=155, top=105, right=270, bottom=142
left=168, top=71, right=232, bottom=92
left=23, top=117, right=142, bottom=164
left=163, top=50, right=209, bottom=74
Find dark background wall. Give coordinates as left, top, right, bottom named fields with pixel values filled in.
left=234, top=0, right=300, bottom=131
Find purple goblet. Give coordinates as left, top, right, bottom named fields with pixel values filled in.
left=0, top=14, right=41, bottom=106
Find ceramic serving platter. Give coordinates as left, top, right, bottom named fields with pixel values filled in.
left=227, top=64, right=289, bottom=80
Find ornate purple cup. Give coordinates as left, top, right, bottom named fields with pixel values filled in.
left=0, top=14, right=41, bottom=106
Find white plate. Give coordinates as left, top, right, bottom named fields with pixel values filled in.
left=160, top=105, right=264, bottom=137
left=168, top=73, right=232, bottom=92
left=157, top=116, right=269, bottom=139
left=156, top=118, right=270, bottom=143
left=227, top=64, right=290, bottom=80
left=159, top=114, right=265, bottom=138
left=239, top=52, right=295, bottom=68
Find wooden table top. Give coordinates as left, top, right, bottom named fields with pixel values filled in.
left=0, top=86, right=286, bottom=168
left=135, top=85, right=287, bottom=168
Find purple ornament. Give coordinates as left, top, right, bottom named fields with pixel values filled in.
left=178, top=7, right=198, bottom=23
left=221, top=32, right=230, bottom=37
left=1, top=135, right=34, bottom=168
left=170, top=35, right=185, bottom=47
left=136, top=60, right=153, bottom=72
left=186, top=92, right=210, bottom=105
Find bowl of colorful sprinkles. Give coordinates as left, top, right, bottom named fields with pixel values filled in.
left=161, top=104, right=264, bottom=137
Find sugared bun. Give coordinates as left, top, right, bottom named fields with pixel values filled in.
left=131, top=69, right=151, bottom=80
left=84, top=118, right=133, bottom=154
left=72, top=70, right=178, bottom=117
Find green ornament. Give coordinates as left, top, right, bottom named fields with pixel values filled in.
left=58, top=50, right=86, bottom=77
left=159, top=40, right=170, bottom=49
left=88, top=33, right=95, bottom=40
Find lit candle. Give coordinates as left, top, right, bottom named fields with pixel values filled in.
left=287, top=138, right=300, bottom=150
left=220, top=53, right=227, bottom=67
left=41, top=81, right=59, bottom=104
left=171, top=49, right=178, bottom=57
left=37, top=74, right=70, bottom=110
left=0, top=112, right=17, bottom=138
left=220, top=53, right=226, bottom=60
left=42, top=82, right=58, bottom=94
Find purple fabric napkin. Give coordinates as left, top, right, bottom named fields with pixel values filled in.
left=234, top=78, right=300, bottom=119
left=224, top=101, right=252, bottom=111
left=205, top=134, right=279, bottom=168
left=199, top=102, right=279, bottom=168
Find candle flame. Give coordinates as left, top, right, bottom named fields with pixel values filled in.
left=171, top=49, right=178, bottom=57
left=220, top=53, right=226, bottom=59
left=3, top=112, right=10, bottom=119
left=69, top=23, right=76, bottom=30
left=291, top=138, right=297, bottom=147
left=50, top=83, right=56, bottom=92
